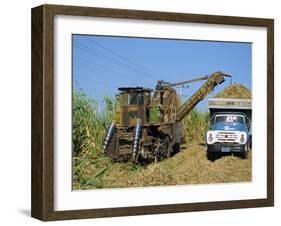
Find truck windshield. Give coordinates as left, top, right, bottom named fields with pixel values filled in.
left=215, top=115, right=245, bottom=124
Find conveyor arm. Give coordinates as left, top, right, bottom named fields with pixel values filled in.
left=176, top=71, right=229, bottom=122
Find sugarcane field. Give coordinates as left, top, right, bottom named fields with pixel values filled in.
left=73, top=83, right=252, bottom=189
left=72, top=35, right=252, bottom=190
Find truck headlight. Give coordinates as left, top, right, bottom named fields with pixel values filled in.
left=240, top=134, right=245, bottom=143
left=208, top=133, right=213, bottom=142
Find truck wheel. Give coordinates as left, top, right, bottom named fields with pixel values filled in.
left=166, top=136, right=172, bottom=158
left=207, top=151, right=217, bottom=161
left=161, top=136, right=172, bottom=159
left=240, top=151, right=248, bottom=159
left=172, top=143, right=181, bottom=154
left=240, top=144, right=250, bottom=159
left=247, top=143, right=251, bottom=152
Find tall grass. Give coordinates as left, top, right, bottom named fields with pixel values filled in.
left=72, top=89, right=116, bottom=157
left=182, top=109, right=209, bottom=143
left=72, top=89, right=117, bottom=189
left=72, top=89, right=210, bottom=189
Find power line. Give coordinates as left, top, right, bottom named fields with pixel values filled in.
left=84, top=37, right=170, bottom=80
left=73, top=55, right=138, bottom=84
left=74, top=41, right=159, bottom=81
left=73, top=53, right=156, bottom=88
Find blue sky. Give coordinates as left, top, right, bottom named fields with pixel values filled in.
left=72, top=35, right=252, bottom=112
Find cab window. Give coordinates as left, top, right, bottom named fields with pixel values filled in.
left=128, top=93, right=144, bottom=105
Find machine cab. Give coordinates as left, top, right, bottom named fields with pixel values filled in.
left=117, top=87, right=152, bottom=127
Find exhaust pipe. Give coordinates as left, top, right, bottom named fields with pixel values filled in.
left=132, top=119, right=142, bottom=161
left=102, top=122, right=115, bottom=153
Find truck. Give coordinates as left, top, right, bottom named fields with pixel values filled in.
left=206, top=98, right=252, bottom=160
left=102, top=71, right=230, bottom=163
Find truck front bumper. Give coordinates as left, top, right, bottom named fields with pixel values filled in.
left=207, top=143, right=247, bottom=153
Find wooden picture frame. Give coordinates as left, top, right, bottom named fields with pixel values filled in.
left=31, top=4, right=274, bottom=221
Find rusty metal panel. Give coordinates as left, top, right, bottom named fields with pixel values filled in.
left=120, top=106, right=146, bottom=126
left=176, top=72, right=226, bottom=122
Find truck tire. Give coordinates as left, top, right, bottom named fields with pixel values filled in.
left=157, top=136, right=172, bottom=160
left=240, top=151, right=248, bottom=159
left=207, top=151, right=219, bottom=161
left=240, top=144, right=250, bottom=159
left=172, top=143, right=181, bottom=155
left=163, top=136, right=172, bottom=158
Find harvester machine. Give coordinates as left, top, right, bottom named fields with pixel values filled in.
left=103, top=71, right=230, bottom=162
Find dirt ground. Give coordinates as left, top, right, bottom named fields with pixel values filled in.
left=73, top=143, right=252, bottom=190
